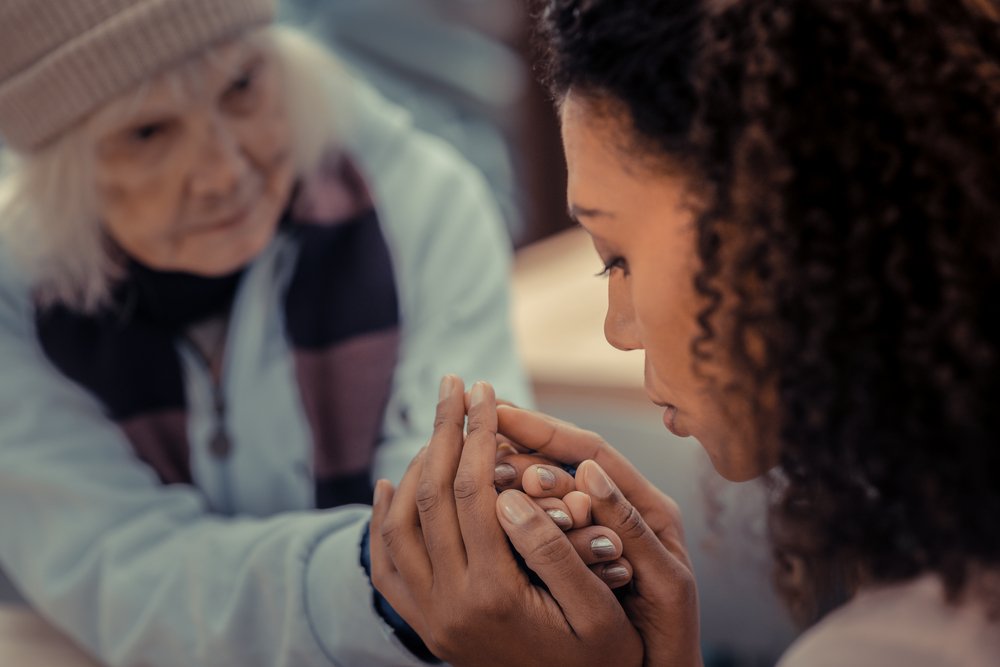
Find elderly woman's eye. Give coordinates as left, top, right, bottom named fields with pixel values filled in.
left=130, top=122, right=168, bottom=143
left=222, top=67, right=260, bottom=112
left=228, top=72, right=254, bottom=95
left=224, top=66, right=259, bottom=100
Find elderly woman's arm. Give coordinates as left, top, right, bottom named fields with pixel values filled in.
left=0, top=279, right=426, bottom=666
left=346, top=76, right=533, bottom=485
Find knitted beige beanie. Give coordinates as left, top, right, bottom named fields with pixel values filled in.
left=0, top=0, right=275, bottom=152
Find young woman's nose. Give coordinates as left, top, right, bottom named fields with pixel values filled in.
left=604, top=279, right=642, bottom=351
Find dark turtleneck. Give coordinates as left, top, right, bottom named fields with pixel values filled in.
left=127, top=259, right=246, bottom=332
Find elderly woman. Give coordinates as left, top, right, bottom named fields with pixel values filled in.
left=370, top=0, right=1000, bottom=665
left=0, top=0, right=535, bottom=665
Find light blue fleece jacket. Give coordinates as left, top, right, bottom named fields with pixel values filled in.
left=0, top=73, right=531, bottom=666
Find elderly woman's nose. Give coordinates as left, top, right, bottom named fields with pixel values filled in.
left=191, top=121, right=249, bottom=198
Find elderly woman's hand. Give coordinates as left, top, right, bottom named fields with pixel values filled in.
left=496, top=404, right=703, bottom=667
left=369, top=376, right=644, bottom=667
left=493, top=452, right=637, bottom=588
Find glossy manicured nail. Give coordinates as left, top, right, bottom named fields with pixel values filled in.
left=603, top=564, right=630, bottom=581
left=591, top=536, right=617, bottom=558
left=439, top=375, right=455, bottom=400
left=536, top=466, right=556, bottom=490
left=584, top=463, right=614, bottom=499
left=494, top=463, right=517, bottom=486
left=499, top=491, right=534, bottom=525
left=470, top=382, right=486, bottom=407
left=546, top=509, right=572, bottom=530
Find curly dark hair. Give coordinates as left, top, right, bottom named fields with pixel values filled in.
left=537, top=0, right=1000, bottom=624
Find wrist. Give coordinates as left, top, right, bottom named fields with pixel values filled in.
left=360, top=522, right=441, bottom=664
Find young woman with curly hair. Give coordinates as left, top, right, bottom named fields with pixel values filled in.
left=368, top=0, right=1000, bottom=664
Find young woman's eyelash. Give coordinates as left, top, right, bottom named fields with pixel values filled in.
left=595, top=257, right=627, bottom=277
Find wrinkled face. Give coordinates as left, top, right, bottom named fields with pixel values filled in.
left=561, top=92, right=775, bottom=481
left=89, top=34, right=295, bottom=274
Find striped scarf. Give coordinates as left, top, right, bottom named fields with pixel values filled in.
left=35, top=155, right=400, bottom=509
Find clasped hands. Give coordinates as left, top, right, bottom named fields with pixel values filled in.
left=370, top=376, right=703, bottom=667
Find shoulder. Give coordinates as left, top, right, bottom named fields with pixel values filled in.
left=778, top=575, right=1000, bottom=667
left=339, top=75, right=506, bottom=248
left=334, top=75, right=512, bottom=311
left=0, top=171, right=36, bottom=317
left=0, top=238, right=33, bottom=325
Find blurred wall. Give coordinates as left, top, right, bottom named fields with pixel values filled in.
left=281, top=0, right=571, bottom=246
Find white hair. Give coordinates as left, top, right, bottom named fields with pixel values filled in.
left=0, top=24, right=348, bottom=312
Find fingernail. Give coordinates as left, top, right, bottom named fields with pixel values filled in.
left=494, top=463, right=517, bottom=486
left=585, top=464, right=615, bottom=499
left=603, top=564, right=630, bottom=581
left=536, top=466, right=556, bottom=490
left=372, top=481, right=384, bottom=506
left=546, top=509, right=572, bottom=530
left=591, top=536, right=617, bottom=558
left=439, top=375, right=455, bottom=400
left=470, top=382, right=486, bottom=406
left=499, top=491, right=534, bottom=525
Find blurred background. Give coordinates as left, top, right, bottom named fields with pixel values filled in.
left=279, top=0, right=570, bottom=246
left=1, top=1, right=797, bottom=664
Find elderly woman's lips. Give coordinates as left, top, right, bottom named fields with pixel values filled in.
left=202, top=207, right=250, bottom=231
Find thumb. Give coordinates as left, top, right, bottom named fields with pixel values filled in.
left=577, top=462, right=702, bottom=664
left=577, top=460, right=682, bottom=580
left=496, top=490, right=623, bottom=629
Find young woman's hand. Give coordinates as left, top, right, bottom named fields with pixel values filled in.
left=495, top=448, right=633, bottom=589
left=368, top=376, right=643, bottom=667
left=496, top=405, right=703, bottom=667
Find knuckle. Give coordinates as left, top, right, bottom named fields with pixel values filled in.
left=414, top=479, right=443, bottom=515
left=576, top=424, right=607, bottom=448
left=430, top=613, right=474, bottom=659
left=673, top=565, right=698, bottom=598
left=613, top=501, right=649, bottom=542
left=433, top=413, right=460, bottom=433
left=525, top=529, right=575, bottom=569
left=661, top=565, right=699, bottom=610
left=465, top=585, right=501, bottom=619
left=379, top=521, right=402, bottom=555
left=452, top=472, right=482, bottom=502
left=661, top=493, right=682, bottom=522
left=465, top=411, right=492, bottom=435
